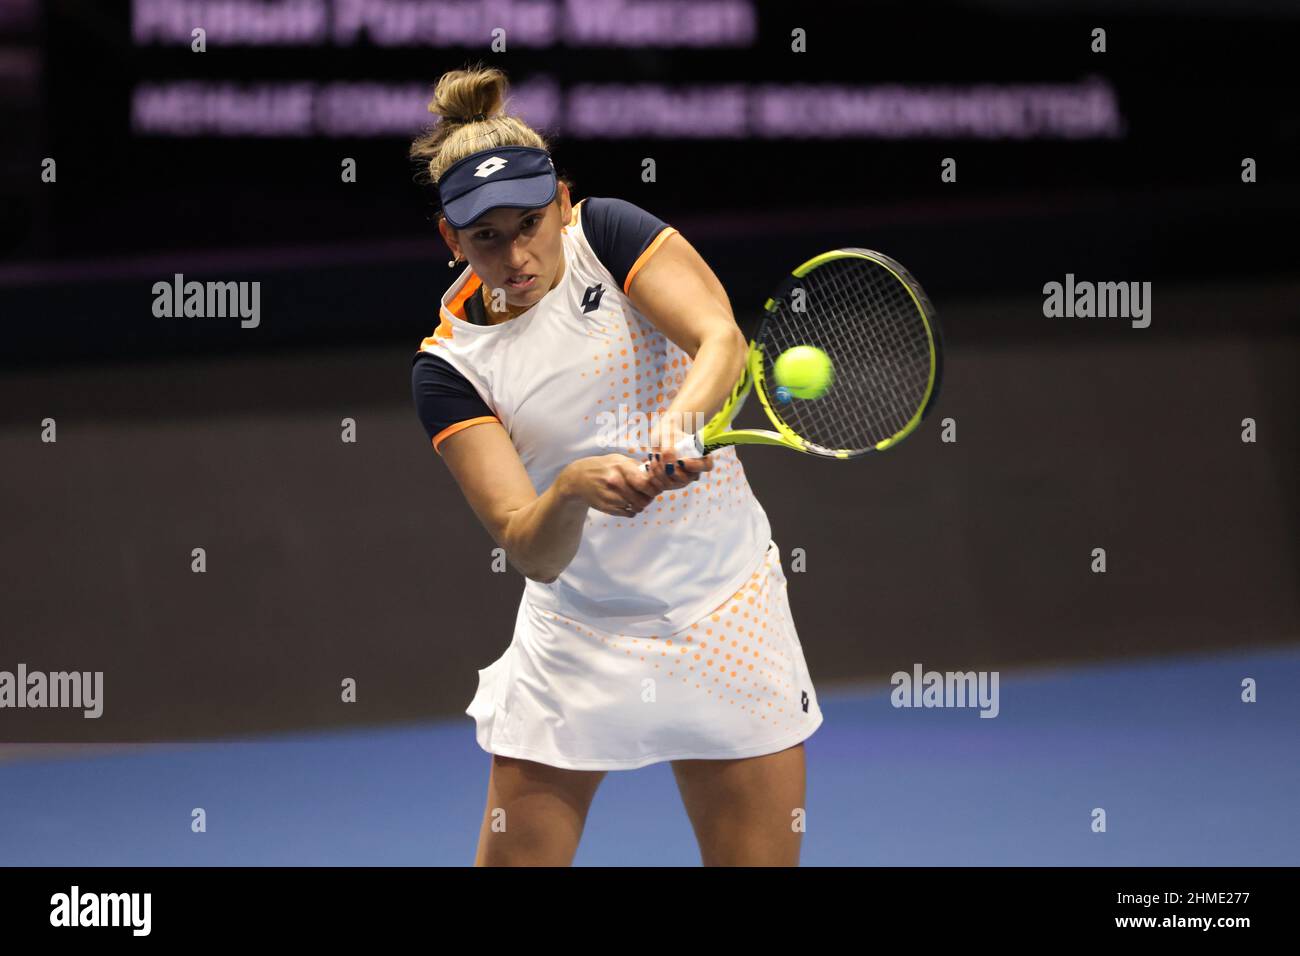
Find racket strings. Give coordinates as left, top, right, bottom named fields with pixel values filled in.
left=761, top=257, right=933, bottom=453
left=766, top=298, right=878, bottom=449
left=815, top=264, right=931, bottom=443
left=843, top=261, right=931, bottom=427
left=819, top=267, right=912, bottom=434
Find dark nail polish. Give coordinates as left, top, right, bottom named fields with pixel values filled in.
left=666, top=463, right=675, bottom=476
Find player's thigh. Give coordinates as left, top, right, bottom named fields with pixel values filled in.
left=670, top=743, right=806, bottom=866
left=475, top=754, right=607, bottom=866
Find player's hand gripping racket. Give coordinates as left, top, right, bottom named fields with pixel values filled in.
left=644, top=247, right=943, bottom=468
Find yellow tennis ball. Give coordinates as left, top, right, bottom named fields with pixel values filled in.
left=773, top=345, right=833, bottom=400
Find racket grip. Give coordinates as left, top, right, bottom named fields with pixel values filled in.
left=672, top=432, right=705, bottom=459
left=640, top=433, right=705, bottom=472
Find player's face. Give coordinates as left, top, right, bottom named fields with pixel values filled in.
left=453, top=183, right=572, bottom=309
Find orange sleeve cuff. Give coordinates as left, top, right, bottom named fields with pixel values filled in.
left=432, top=416, right=499, bottom=454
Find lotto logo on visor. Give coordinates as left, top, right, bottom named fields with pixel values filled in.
left=475, top=156, right=509, bottom=177
left=437, top=146, right=558, bottom=229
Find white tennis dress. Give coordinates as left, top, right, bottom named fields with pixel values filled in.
left=412, top=196, right=823, bottom=770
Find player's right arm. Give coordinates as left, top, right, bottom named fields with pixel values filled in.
left=437, top=423, right=681, bottom=583
left=412, top=351, right=698, bottom=582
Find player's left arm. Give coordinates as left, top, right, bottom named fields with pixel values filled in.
left=627, top=231, right=747, bottom=473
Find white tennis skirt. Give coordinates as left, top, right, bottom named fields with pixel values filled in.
left=465, top=539, right=824, bottom=771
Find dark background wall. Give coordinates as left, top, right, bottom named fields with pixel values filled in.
left=1, top=0, right=1296, bottom=743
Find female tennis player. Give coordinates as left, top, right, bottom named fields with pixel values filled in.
left=410, top=65, right=823, bottom=866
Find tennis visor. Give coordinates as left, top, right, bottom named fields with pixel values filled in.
left=436, top=146, right=558, bottom=229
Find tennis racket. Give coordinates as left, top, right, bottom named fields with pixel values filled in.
left=644, top=247, right=943, bottom=469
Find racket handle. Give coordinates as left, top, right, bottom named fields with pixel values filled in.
left=672, top=432, right=705, bottom=459
left=640, top=432, right=705, bottom=472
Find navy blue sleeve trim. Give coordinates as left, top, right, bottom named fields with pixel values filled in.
left=411, top=351, right=497, bottom=447
left=580, top=197, right=672, bottom=291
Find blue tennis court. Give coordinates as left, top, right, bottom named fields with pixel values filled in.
left=3, top=646, right=1295, bottom=866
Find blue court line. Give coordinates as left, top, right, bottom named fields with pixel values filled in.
left=2, top=647, right=1296, bottom=866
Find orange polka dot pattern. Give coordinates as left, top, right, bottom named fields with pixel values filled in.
left=578, top=311, right=757, bottom=529
left=539, top=546, right=805, bottom=735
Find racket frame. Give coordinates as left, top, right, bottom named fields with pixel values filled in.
left=688, top=247, right=943, bottom=460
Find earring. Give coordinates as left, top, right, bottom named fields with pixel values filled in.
left=447, top=256, right=459, bottom=268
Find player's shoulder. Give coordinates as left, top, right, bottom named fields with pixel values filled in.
left=577, top=196, right=677, bottom=294
left=411, top=348, right=479, bottom=397
left=579, top=195, right=667, bottom=234
left=410, top=348, right=498, bottom=449
left=411, top=347, right=457, bottom=377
